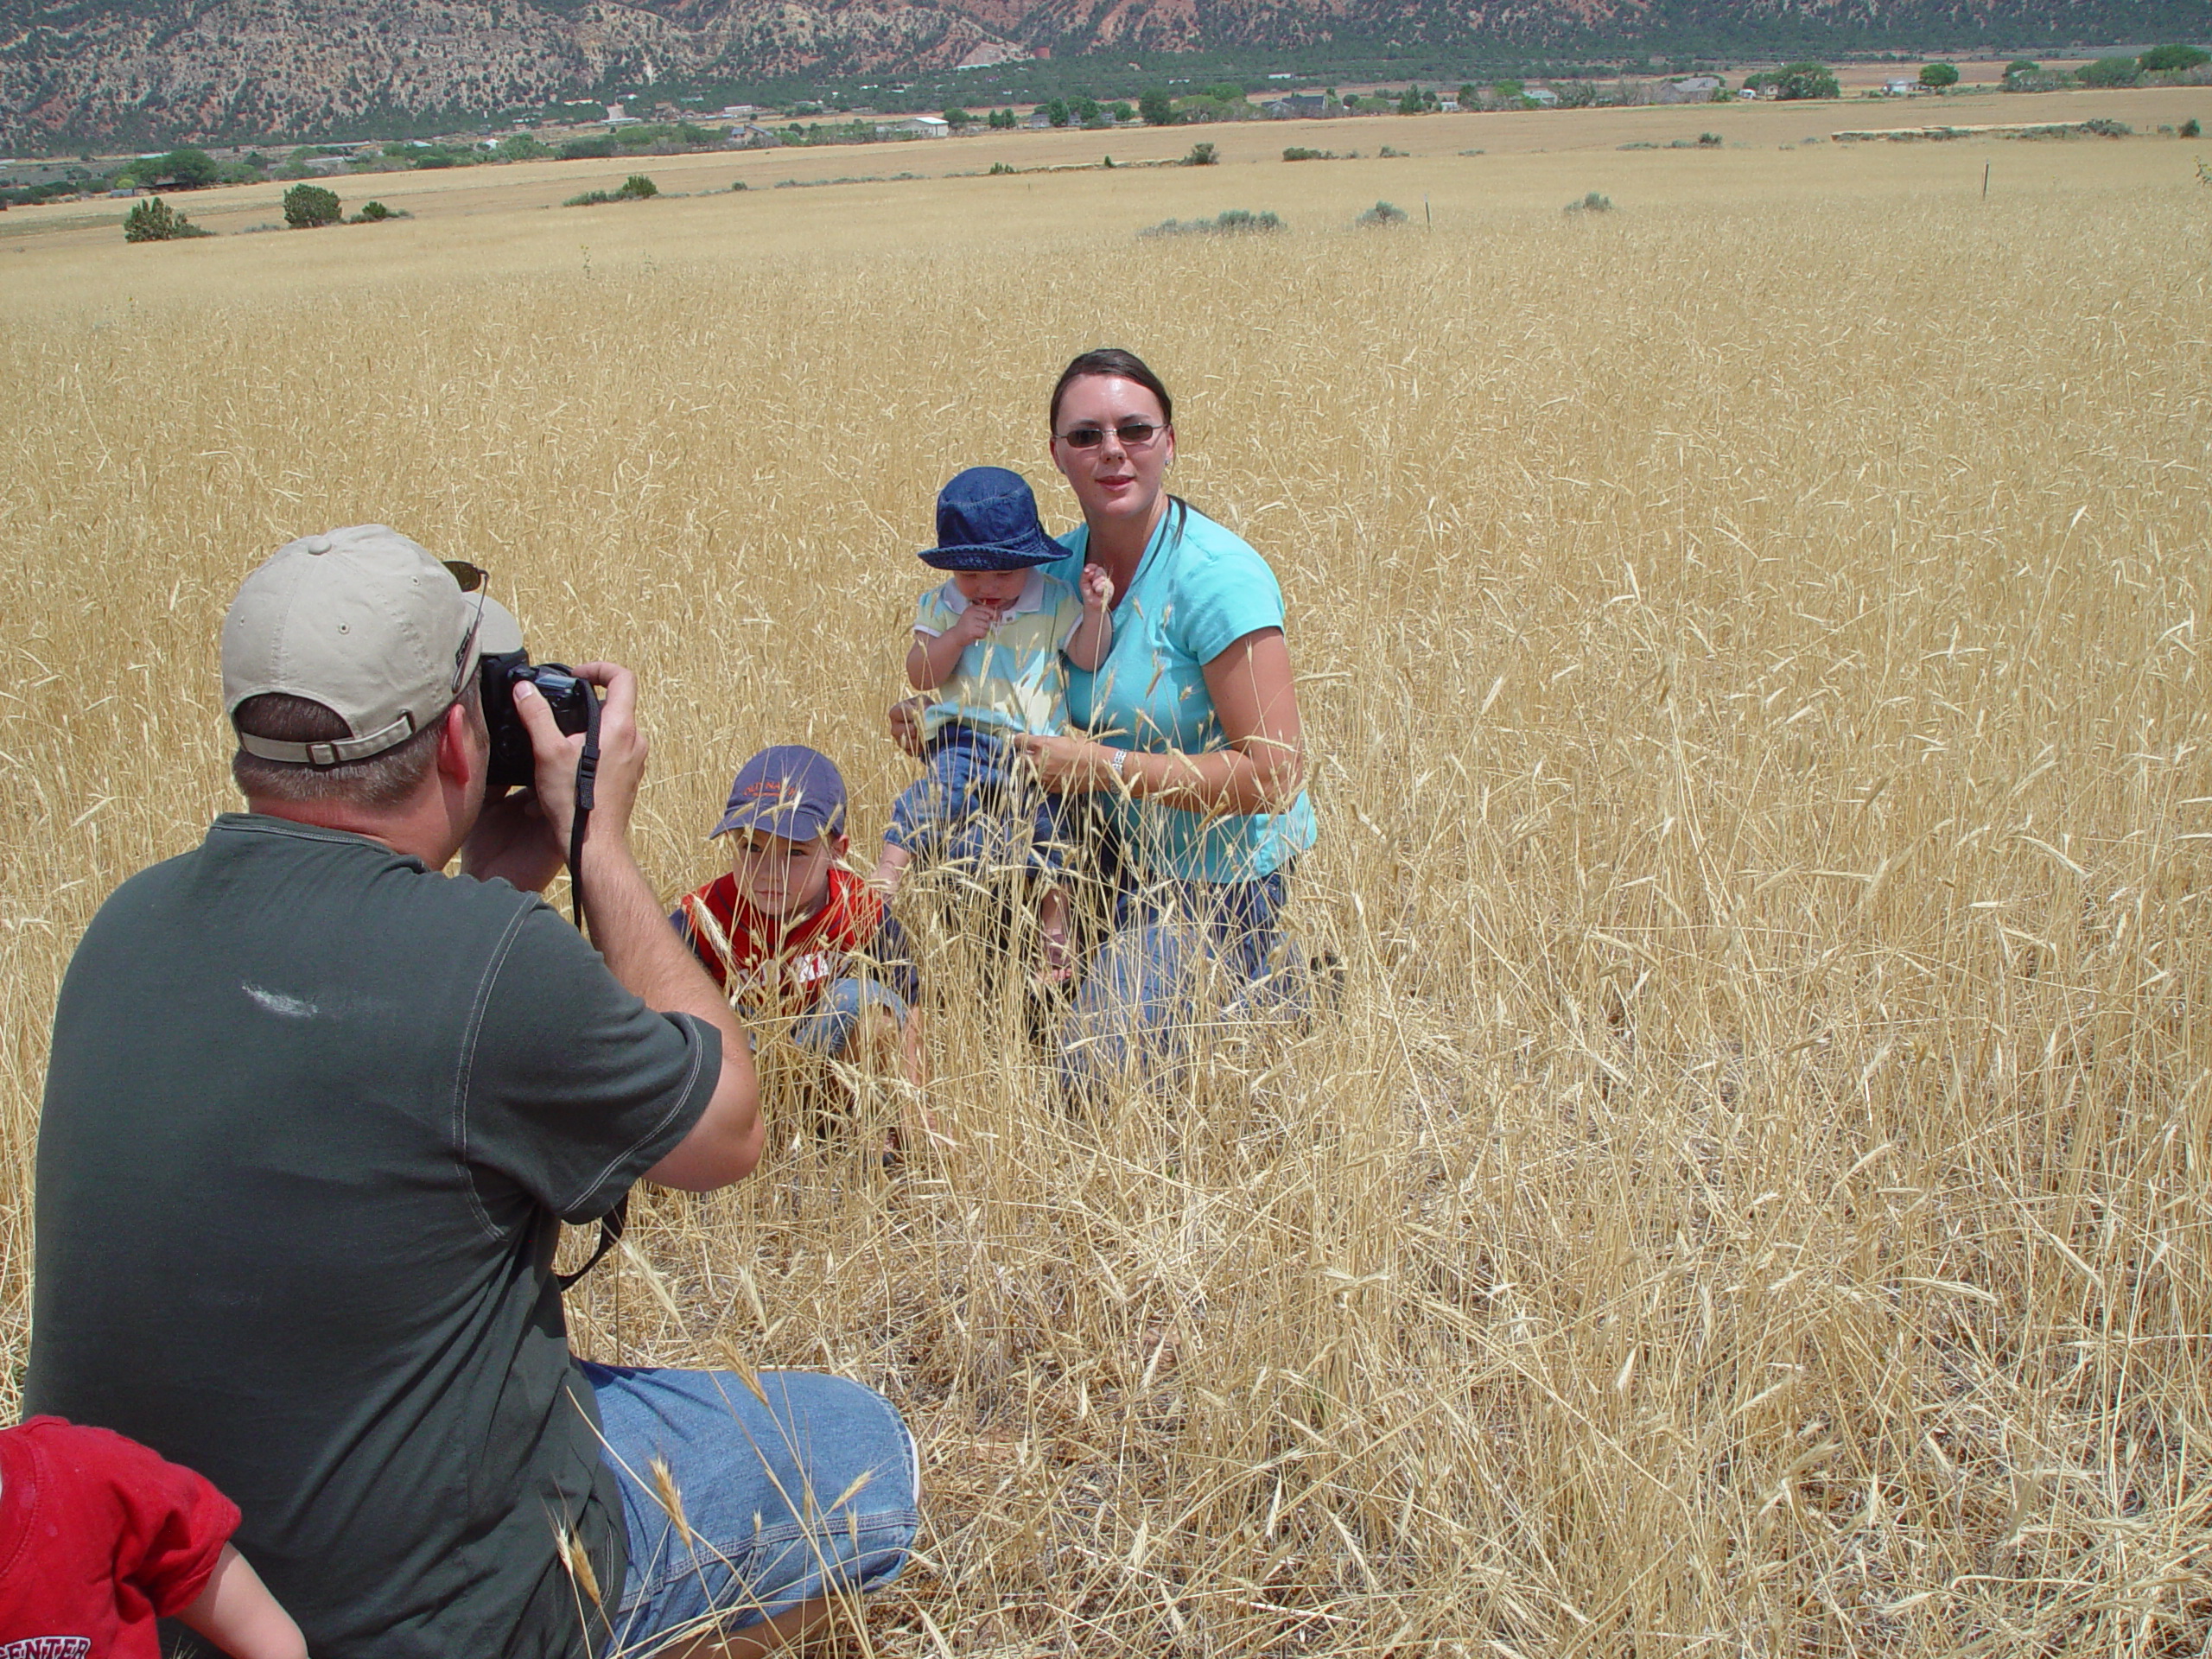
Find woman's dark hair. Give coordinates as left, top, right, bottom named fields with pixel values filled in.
left=1050, top=347, right=1174, bottom=433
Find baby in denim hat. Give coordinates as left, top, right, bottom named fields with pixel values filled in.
left=870, top=467, right=1114, bottom=976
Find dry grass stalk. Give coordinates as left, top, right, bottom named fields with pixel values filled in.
left=1, top=140, right=2207, bottom=1655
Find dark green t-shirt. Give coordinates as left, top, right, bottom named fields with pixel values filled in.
left=26, top=814, right=718, bottom=1658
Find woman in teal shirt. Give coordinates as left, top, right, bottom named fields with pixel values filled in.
left=1012, top=347, right=1319, bottom=1095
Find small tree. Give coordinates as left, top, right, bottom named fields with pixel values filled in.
left=2183, top=117, right=2202, bottom=137
left=1046, top=98, right=1071, bottom=127
left=1919, top=62, right=1960, bottom=90
left=1183, top=141, right=1217, bottom=166
left=1357, top=199, right=1408, bottom=226
left=1075, top=96, right=1104, bottom=128
left=2140, top=44, right=2210, bottom=73
left=1772, top=63, right=1840, bottom=101
left=498, top=133, right=552, bottom=161
left=618, top=174, right=657, bottom=198
left=1140, top=87, right=1176, bottom=125
left=156, top=147, right=220, bottom=189
left=123, top=195, right=209, bottom=241
left=283, top=182, right=342, bottom=228
left=2077, top=56, right=2141, bottom=87
left=944, top=106, right=972, bottom=130
left=353, top=200, right=393, bottom=220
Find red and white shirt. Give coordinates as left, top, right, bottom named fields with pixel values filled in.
left=672, top=866, right=918, bottom=1019
left=0, top=1417, right=239, bottom=1658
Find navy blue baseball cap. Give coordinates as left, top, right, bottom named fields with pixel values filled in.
left=918, top=467, right=1062, bottom=571
left=710, top=745, right=848, bottom=841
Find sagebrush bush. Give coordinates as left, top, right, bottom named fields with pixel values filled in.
left=282, top=184, right=341, bottom=229
left=121, top=196, right=209, bottom=242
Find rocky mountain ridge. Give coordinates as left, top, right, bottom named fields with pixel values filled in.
left=1, top=0, right=2197, bottom=146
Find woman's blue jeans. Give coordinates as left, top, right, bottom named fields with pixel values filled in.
left=1057, top=868, right=1299, bottom=1102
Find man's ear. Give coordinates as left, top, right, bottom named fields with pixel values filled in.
left=435, top=699, right=480, bottom=789
left=830, top=830, right=852, bottom=863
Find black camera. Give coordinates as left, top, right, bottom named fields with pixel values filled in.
left=480, top=647, right=597, bottom=791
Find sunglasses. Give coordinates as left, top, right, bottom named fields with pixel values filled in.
left=1055, top=421, right=1166, bottom=451
left=444, top=561, right=490, bottom=693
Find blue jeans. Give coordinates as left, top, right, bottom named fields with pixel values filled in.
left=587, top=1363, right=918, bottom=1652
left=1058, top=867, right=1300, bottom=1101
left=791, top=978, right=909, bottom=1057
left=887, top=727, right=1066, bottom=877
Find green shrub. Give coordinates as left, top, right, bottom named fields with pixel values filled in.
left=1141, top=88, right=1176, bottom=126
left=1919, top=63, right=1960, bottom=90
left=122, top=195, right=210, bottom=241
left=1378, top=145, right=1406, bottom=157
left=1182, top=142, right=1217, bottom=166
left=563, top=175, right=658, bottom=207
left=1140, top=208, right=1284, bottom=237
left=1773, top=63, right=1840, bottom=101
left=1698, top=131, right=1722, bottom=146
left=2080, top=118, right=2133, bottom=137
left=2140, top=45, right=2209, bottom=73
left=350, top=200, right=397, bottom=222
left=1356, top=199, right=1408, bottom=226
left=988, top=161, right=1018, bottom=175
left=730, top=178, right=750, bottom=190
left=153, top=148, right=219, bottom=189
left=557, top=136, right=618, bottom=161
left=2183, top=118, right=2202, bottom=137
left=2078, top=56, right=2142, bottom=87
left=1563, top=190, right=1613, bottom=213
left=1282, top=146, right=1334, bottom=162
left=498, top=134, right=553, bottom=162
left=283, top=183, right=342, bottom=228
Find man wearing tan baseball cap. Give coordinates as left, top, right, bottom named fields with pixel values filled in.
left=28, top=527, right=918, bottom=1658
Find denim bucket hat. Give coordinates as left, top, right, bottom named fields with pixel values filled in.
left=918, top=467, right=1062, bottom=571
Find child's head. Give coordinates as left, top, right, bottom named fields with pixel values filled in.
left=710, top=746, right=849, bottom=918
left=918, top=467, right=1060, bottom=575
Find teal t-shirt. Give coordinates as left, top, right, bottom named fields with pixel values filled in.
left=1044, top=505, right=1319, bottom=883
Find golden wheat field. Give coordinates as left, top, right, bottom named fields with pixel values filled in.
left=3, top=96, right=2210, bottom=1655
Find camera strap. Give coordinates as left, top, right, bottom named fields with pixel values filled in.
left=555, top=683, right=620, bottom=1296
left=568, top=678, right=602, bottom=932
left=556, top=1197, right=628, bottom=1292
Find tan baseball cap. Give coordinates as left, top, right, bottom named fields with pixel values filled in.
left=222, top=524, right=513, bottom=766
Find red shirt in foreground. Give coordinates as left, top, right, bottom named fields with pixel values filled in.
left=671, top=865, right=918, bottom=1018
left=0, top=1416, right=238, bottom=1658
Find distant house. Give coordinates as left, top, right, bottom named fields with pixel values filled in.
left=728, top=124, right=784, bottom=149
left=1438, top=96, right=1460, bottom=111
left=1027, top=106, right=1055, bottom=127
left=877, top=115, right=950, bottom=139
left=1656, top=74, right=1724, bottom=104
left=1523, top=86, right=1560, bottom=106
left=1884, top=79, right=1922, bottom=96
left=717, top=104, right=760, bottom=121
left=1264, top=91, right=1332, bottom=118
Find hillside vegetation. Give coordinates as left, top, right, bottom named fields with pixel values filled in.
left=0, top=133, right=2208, bottom=1654
left=3, top=0, right=2207, bottom=144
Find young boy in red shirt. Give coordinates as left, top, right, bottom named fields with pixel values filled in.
left=672, top=747, right=930, bottom=1140
left=0, top=1415, right=305, bottom=1658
